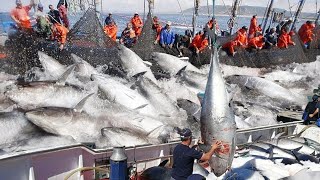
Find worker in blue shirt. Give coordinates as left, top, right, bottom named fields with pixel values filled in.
left=171, top=128, right=222, bottom=180
left=160, top=21, right=175, bottom=49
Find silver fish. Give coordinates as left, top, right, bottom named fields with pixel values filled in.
left=200, top=48, right=236, bottom=176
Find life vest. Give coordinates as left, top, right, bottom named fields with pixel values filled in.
left=53, top=24, right=69, bottom=44
left=190, top=34, right=209, bottom=52
left=104, top=24, right=118, bottom=41
left=234, top=29, right=248, bottom=46
left=131, top=16, right=143, bottom=36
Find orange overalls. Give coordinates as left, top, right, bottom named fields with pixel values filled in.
left=10, top=5, right=32, bottom=30
left=298, top=23, right=315, bottom=44
left=131, top=16, right=143, bottom=36
left=53, top=24, right=69, bottom=45
left=248, top=36, right=265, bottom=49
left=248, top=17, right=258, bottom=38
left=278, top=30, right=294, bottom=48
left=104, top=24, right=118, bottom=41
left=222, top=29, right=247, bottom=55
left=190, top=34, right=209, bottom=52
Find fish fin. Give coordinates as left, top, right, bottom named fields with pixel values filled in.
left=173, top=127, right=182, bottom=134
left=272, top=132, right=285, bottom=144
left=175, top=65, right=187, bottom=76
left=292, top=146, right=303, bottom=152
left=56, top=64, right=76, bottom=86
left=311, top=151, right=316, bottom=156
left=130, top=83, right=137, bottom=90
left=158, top=159, right=169, bottom=167
left=73, top=93, right=94, bottom=113
left=142, top=61, right=152, bottom=67
left=290, top=150, right=301, bottom=162
left=267, top=146, right=275, bottom=159
left=71, top=53, right=83, bottom=64
left=97, top=86, right=109, bottom=100
left=132, top=71, right=147, bottom=79
left=133, top=104, right=148, bottom=110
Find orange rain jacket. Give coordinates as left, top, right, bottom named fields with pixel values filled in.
left=234, top=29, right=248, bottom=47
left=248, top=17, right=258, bottom=38
left=53, top=24, right=69, bottom=44
left=248, top=35, right=265, bottom=49
left=104, top=24, right=118, bottom=41
left=278, top=31, right=294, bottom=48
left=190, top=34, right=209, bottom=52
left=131, top=16, right=143, bottom=36
left=298, top=23, right=315, bottom=44
left=153, top=19, right=162, bottom=41
left=10, top=5, right=32, bottom=29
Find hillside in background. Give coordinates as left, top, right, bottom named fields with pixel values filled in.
left=183, top=5, right=317, bottom=19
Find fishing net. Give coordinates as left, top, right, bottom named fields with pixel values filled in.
left=68, top=7, right=116, bottom=48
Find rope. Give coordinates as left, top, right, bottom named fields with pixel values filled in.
left=288, top=0, right=293, bottom=17
left=176, top=0, right=190, bottom=29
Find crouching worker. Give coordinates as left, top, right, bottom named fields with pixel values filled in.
left=171, top=128, right=222, bottom=180
left=248, top=33, right=266, bottom=50
left=160, top=21, right=175, bottom=49
left=308, top=95, right=320, bottom=125
left=51, top=23, right=69, bottom=50
left=189, top=31, right=209, bottom=56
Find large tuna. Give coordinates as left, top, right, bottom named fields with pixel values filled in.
left=200, top=48, right=236, bottom=176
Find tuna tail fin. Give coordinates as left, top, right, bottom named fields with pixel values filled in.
left=142, top=61, right=153, bottom=67
left=73, top=93, right=94, bottom=113
left=56, top=64, right=76, bottom=86
left=70, top=53, right=83, bottom=64
left=132, top=71, right=147, bottom=79
left=133, top=104, right=148, bottom=110
left=175, top=65, right=187, bottom=76
left=158, top=159, right=169, bottom=167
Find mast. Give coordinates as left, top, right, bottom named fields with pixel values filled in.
left=212, top=0, right=216, bottom=43
left=229, top=0, right=240, bottom=34
left=291, top=0, right=306, bottom=31
left=192, top=0, right=200, bottom=37
left=94, top=0, right=101, bottom=20
left=316, top=9, right=320, bottom=25
left=148, top=0, right=154, bottom=15
left=262, top=0, right=274, bottom=34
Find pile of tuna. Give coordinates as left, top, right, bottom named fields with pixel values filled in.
left=0, top=44, right=315, bottom=155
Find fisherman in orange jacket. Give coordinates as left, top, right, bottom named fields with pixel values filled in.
left=298, top=21, right=315, bottom=49
left=222, top=26, right=248, bottom=56
left=189, top=31, right=209, bottom=54
left=104, top=21, right=118, bottom=41
left=152, top=16, right=162, bottom=44
left=248, top=15, right=258, bottom=39
left=52, top=23, right=69, bottom=50
left=248, top=34, right=265, bottom=50
left=131, top=12, right=143, bottom=37
left=206, top=18, right=220, bottom=32
left=10, top=0, right=34, bottom=31
left=278, top=28, right=295, bottom=49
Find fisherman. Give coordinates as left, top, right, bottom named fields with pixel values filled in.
left=277, top=28, right=295, bottom=49
left=248, top=33, right=265, bottom=50
left=51, top=23, right=69, bottom=50
left=57, top=2, right=70, bottom=29
left=104, top=13, right=115, bottom=26
left=152, top=16, right=162, bottom=44
left=304, top=95, right=319, bottom=125
left=264, top=27, right=277, bottom=49
left=171, top=128, right=222, bottom=180
left=309, top=95, right=320, bottom=124
left=104, top=21, right=118, bottom=41
left=222, top=26, right=248, bottom=56
left=120, top=23, right=136, bottom=47
left=206, top=18, right=220, bottom=34
left=33, top=3, right=51, bottom=38
left=131, top=12, right=143, bottom=37
left=48, top=4, right=62, bottom=24
left=10, top=0, right=34, bottom=31
left=189, top=31, right=209, bottom=55
left=298, top=21, right=315, bottom=49
left=160, top=21, right=175, bottom=49
left=276, top=18, right=293, bottom=35
left=248, top=15, right=258, bottom=39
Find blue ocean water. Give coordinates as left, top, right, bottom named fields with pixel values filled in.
left=0, top=11, right=306, bottom=36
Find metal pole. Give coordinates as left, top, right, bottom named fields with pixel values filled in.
left=291, top=0, right=306, bottom=31
left=212, top=0, right=216, bottom=43
left=262, top=0, right=274, bottom=34
left=316, top=9, right=320, bottom=25
left=229, top=0, right=240, bottom=35
left=192, top=0, right=199, bottom=37
left=148, top=0, right=154, bottom=15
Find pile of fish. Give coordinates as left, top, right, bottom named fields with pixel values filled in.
left=0, top=45, right=316, bottom=157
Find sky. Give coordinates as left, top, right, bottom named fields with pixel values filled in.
left=0, top=0, right=318, bottom=14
